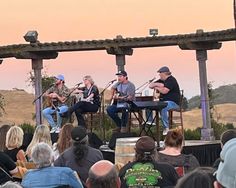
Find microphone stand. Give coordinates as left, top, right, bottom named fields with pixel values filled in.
left=135, top=81, right=150, bottom=95
left=99, top=80, right=115, bottom=142
left=32, top=84, right=54, bottom=104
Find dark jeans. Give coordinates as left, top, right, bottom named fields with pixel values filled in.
left=106, top=104, right=129, bottom=128
left=70, top=101, right=99, bottom=127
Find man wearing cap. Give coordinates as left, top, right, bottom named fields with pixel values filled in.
left=42, top=74, right=70, bottom=133
left=149, top=66, right=180, bottom=135
left=54, top=126, right=103, bottom=186
left=214, top=138, right=236, bottom=188
left=107, top=70, right=135, bottom=133
left=119, top=136, right=179, bottom=187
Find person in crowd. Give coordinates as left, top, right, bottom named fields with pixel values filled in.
left=0, top=151, right=19, bottom=185
left=0, top=181, right=23, bottom=188
left=214, top=138, right=236, bottom=188
left=213, top=129, right=236, bottom=169
left=156, top=129, right=199, bottom=176
left=4, top=126, right=26, bottom=162
left=26, top=125, right=52, bottom=160
left=21, top=142, right=83, bottom=188
left=149, top=66, right=180, bottom=135
left=54, top=126, right=103, bottom=185
left=86, top=160, right=121, bottom=188
left=107, top=70, right=135, bottom=133
left=61, top=75, right=100, bottom=128
left=0, top=125, right=11, bottom=151
left=53, top=123, right=73, bottom=160
left=119, top=136, right=179, bottom=188
left=175, top=167, right=215, bottom=188
left=42, top=74, right=70, bottom=133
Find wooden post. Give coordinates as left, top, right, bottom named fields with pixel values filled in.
left=116, top=54, right=126, bottom=71
left=196, top=50, right=215, bottom=140
left=32, top=59, right=43, bottom=125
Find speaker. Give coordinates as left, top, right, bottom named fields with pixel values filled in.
left=108, top=132, right=137, bottom=150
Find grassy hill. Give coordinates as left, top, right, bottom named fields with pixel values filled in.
left=0, top=89, right=235, bottom=129
left=188, top=84, right=236, bottom=110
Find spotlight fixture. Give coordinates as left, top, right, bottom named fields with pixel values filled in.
left=149, top=29, right=158, bottom=37
left=24, top=31, right=38, bottom=43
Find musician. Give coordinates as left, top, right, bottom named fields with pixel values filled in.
left=61, top=75, right=100, bottom=127
left=149, top=66, right=180, bottom=135
left=42, top=74, right=70, bottom=133
left=107, top=70, right=135, bottom=133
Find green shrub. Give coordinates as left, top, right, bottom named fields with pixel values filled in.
left=211, top=120, right=234, bottom=140
left=19, top=123, right=35, bottom=134
left=184, top=128, right=201, bottom=140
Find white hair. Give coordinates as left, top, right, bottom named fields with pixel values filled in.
left=31, top=142, right=53, bottom=168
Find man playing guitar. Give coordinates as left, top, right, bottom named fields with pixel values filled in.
left=107, top=70, right=135, bottom=133
left=42, top=74, right=70, bottom=133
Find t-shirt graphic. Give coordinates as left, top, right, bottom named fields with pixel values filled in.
left=124, top=162, right=162, bottom=187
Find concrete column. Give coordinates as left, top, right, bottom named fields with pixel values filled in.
left=32, top=59, right=43, bottom=125
left=115, top=54, right=126, bottom=71
left=196, top=50, right=215, bottom=140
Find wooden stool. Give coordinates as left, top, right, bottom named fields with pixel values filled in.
left=168, top=90, right=184, bottom=136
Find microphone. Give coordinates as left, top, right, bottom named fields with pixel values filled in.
left=149, top=77, right=156, bottom=83
left=76, top=82, right=83, bottom=86
left=109, top=79, right=117, bottom=83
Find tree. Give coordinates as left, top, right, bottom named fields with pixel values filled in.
left=0, top=93, right=6, bottom=117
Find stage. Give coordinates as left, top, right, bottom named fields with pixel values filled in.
left=100, top=140, right=221, bottom=166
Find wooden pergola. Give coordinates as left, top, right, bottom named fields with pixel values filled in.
left=0, top=28, right=236, bottom=140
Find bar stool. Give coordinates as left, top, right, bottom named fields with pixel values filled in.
left=168, top=90, right=184, bottom=135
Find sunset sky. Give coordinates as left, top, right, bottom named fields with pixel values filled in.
left=0, top=0, right=235, bottom=98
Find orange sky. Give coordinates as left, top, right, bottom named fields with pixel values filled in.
left=0, top=0, right=235, bottom=98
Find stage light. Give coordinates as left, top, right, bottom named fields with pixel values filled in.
left=24, top=31, right=38, bottom=43
left=149, top=29, right=158, bottom=37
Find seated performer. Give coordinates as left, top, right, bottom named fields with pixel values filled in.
left=62, top=75, right=100, bottom=127
left=42, top=74, right=70, bottom=133
left=107, top=70, right=135, bottom=133
left=149, top=66, right=180, bottom=135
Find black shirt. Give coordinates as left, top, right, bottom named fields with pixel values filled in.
left=119, top=161, right=179, bottom=188
left=83, top=85, right=101, bottom=106
left=158, top=76, right=180, bottom=105
left=0, top=151, right=16, bottom=184
left=4, top=148, right=21, bottom=162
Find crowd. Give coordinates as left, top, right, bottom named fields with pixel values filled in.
left=0, top=66, right=235, bottom=188
left=0, top=122, right=235, bottom=187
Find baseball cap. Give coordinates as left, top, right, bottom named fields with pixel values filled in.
left=216, top=143, right=236, bottom=188
left=157, top=66, right=170, bottom=73
left=116, top=70, right=127, bottom=77
left=135, top=136, right=155, bottom=154
left=55, top=74, right=65, bottom=81
left=71, top=127, right=87, bottom=142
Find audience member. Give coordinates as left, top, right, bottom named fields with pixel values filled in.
left=214, top=138, right=236, bottom=188
left=21, top=142, right=83, bottom=188
left=0, top=181, right=22, bottom=188
left=54, top=126, right=103, bottom=185
left=175, top=167, right=215, bottom=188
left=4, top=126, right=26, bottom=162
left=119, top=136, right=179, bottom=188
left=213, top=129, right=236, bottom=169
left=86, top=160, right=121, bottom=188
left=53, top=123, right=73, bottom=160
left=0, top=125, right=11, bottom=151
left=156, top=129, right=199, bottom=175
left=0, top=151, right=18, bottom=185
left=26, top=125, right=52, bottom=160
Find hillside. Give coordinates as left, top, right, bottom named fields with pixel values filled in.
left=0, top=90, right=235, bottom=129
left=188, top=84, right=236, bottom=109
